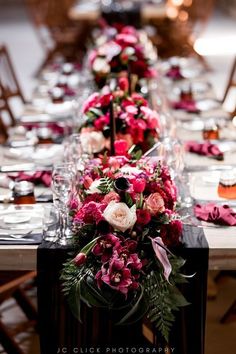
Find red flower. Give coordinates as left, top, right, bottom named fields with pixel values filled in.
left=73, top=253, right=87, bottom=266
left=118, top=77, right=129, bottom=92
left=136, top=209, right=151, bottom=225
left=132, top=178, right=146, bottom=193
left=94, top=115, right=109, bottom=130
left=75, top=202, right=104, bottom=224
left=93, top=234, right=121, bottom=262
left=114, top=139, right=128, bottom=156
left=98, top=93, right=112, bottom=107
left=159, top=219, right=183, bottom=247
left=82, top=93, right=99, bottom=113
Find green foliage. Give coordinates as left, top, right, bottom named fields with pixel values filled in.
left=144, top=256, right=189, bottom=342
left=97, top=177, right=114, bottom=194
left=124, top=192, right=134, bottom=207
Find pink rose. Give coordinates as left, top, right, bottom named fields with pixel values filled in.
left=145, top=193, right=165, bottom=215
left=103, top=192, right=120, bottom=204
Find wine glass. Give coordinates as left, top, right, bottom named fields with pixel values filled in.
left=52, top=166, right=74, bottom=245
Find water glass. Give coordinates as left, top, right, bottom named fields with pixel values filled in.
left=42, top=205, right=59, bottom=242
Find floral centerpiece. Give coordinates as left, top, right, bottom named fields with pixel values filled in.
left=61, top=156, right=189, bottom=341
left=79, top=78, right=160, bottom=156
left=89, top=25, right=157, bottom=87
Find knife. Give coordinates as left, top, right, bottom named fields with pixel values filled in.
left=0, top=237, right=36, bottom=242
left=0, top=164, right=52, bottom=172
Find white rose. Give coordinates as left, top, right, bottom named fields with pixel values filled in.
left=103, top=201, right=137, bottom=232
left=92, top=57, right=110, bottom=74
left=87, top=179, right=102, bottom=194
left=80, top=131, right=105, bottom=154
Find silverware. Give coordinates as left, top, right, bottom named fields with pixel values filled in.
left=0, top=230, right=33, bottom=239
left=0, top=163, right=52, bottom=172
left=0, top=237, right=35, bottom=242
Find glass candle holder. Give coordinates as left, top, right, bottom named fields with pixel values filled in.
left=203, top=120, right=219, bottom=140
left=218, top=171, right=236, bottom=199
left=13, top=181, right=36, bottom=204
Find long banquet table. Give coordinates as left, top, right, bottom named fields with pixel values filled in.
left=1, top=56, right=236, bottom=353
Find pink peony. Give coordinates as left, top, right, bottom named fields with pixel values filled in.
left=145, top=192, right=165, bottom=215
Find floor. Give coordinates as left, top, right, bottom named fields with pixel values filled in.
left=0, top=2, right=236, bottom=354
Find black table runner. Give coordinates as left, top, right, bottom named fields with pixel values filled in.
left=37, top=225, right=209, bottom=354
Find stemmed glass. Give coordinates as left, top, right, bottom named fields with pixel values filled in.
left=51, top=165, right=75, bottom=245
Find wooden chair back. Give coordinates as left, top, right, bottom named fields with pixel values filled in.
left=0, top=81, right=15, bottom=125
left=0, top=112, right=8, bottom=143
left=0, top=271, right=37, bottom=354
left=0, top=45, right=26, bottom=105
left=222, top=56, right=236, bottom=103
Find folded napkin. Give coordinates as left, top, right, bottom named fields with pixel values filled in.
left=194, top=203, right=236, bottom=226
left=166, top=66, right=184, bottom=80
left=11, top=171, right=52, bottom=187
left=172, top=99, right=199, bottom=113
left=185, top=141, right=224, bottom=160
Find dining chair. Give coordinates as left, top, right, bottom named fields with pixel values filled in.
left=0, top=45, right=27, bottom=125
left=222, top=56, right=236, bottom=118
left=0, top=45, right=26, bottom=105
left=0, top=112, right=8, bottom=144
left=0, top=271, right=37, bottom=354
left=25, top=0, right=87, bottom=75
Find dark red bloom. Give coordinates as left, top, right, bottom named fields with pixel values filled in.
left=136, top=209, right=151, bottom=225
left=159, top=219, right=183, bottom=247
left=114, top=139, right=128, bottom=156
left=92, top=234, right=121, bottom=262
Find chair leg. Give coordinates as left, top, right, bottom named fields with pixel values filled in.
left=0, top=319, right=25, bottom=354
left=13, top=288, right=37, bottom=322
left=220, top=300, right=236, bottom=324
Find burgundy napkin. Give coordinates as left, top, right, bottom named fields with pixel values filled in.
left=166, top=66, right=184, bottom=80
left=11, top=171, right=52, bottom=187
left=172, top=99, right=199, bottom=113
left=194, top=203, right=236, bottom=226
left=185, top=141, right=224, bottom=160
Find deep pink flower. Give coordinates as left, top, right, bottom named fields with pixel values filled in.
left=82, top=93, right=99, bottom=113
left=73, top=253, right=87, bottom=266
left=98, top=93, right=112, bottom=107
left=114, top=139, right=128, bottom=156
left=132, top=178, right=146, bottom=193
left=79, top=202, right=104, bottom=224
left=94, top=115, right=109, bottom=130
left=136, top=209, right=151, bottom=225
left=92, top=234, right=121, bottom=262
left=100, top=261, right=132, bottom=296
left=118, top=77, right=129, bottom=92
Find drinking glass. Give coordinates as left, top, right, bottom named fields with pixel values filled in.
left=52, top=166, right=74, bottom=245
left=42, top=205, right=59, bottom=242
